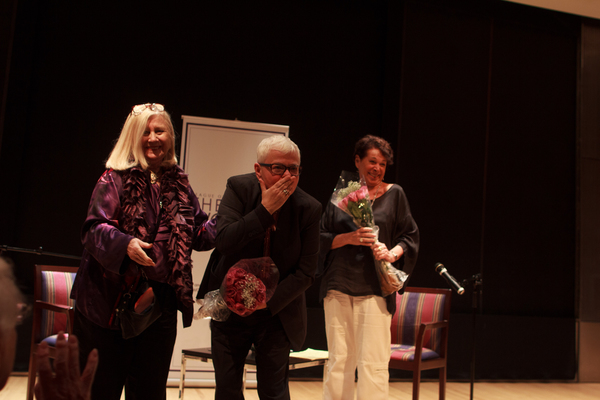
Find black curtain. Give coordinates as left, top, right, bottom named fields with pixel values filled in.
left=1, top=0, right=578, bottom=379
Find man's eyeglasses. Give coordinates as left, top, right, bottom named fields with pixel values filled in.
left=259, top=163, right=302, bottom=176
left=131, top=103, right=165, bottom=116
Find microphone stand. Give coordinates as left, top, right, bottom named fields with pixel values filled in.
left=462, top=273, right=482, bottom=400
left=0, top=244, right=81, bottom=260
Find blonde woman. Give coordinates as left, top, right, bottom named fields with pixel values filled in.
left=71, top=104, right=216, bottom=400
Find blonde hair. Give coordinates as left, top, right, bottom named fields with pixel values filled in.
left=0, top=258, right=23, bottom=331
left=105, top=106, right=177, bottom=171
left=256, top=135, right=301, bottom=163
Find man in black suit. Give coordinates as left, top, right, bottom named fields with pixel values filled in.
left=198, top=135, right=322, bottom=400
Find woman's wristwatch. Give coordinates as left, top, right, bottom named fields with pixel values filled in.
left=390, top=250, right=399, bottom=261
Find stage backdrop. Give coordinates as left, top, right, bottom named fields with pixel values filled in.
left=166, top=116, right=288, bottom=386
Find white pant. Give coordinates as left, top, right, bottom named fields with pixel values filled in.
left=323, top=290, right=391, bottom=400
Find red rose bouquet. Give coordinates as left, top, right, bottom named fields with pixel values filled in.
left=195, top=257, right=279, bottom=321
left=331, top=171, right=408, bottom=296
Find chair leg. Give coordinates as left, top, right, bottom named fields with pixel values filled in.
left=26, top=348, right=37, bottom=400
left=179, top=353, right=187, bottom=400
left=439, top=366, right=447, bottom=400
left=243, top=366, right=247, bottom=394
left=412, top=371, right=421, bottom=400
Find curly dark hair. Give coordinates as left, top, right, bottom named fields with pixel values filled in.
left=353, top=135, right=394, bottom=165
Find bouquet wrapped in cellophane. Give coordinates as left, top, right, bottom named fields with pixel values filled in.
left=194, top=257, right=279, bottom=321
left=331, top=171, right=408, bottom=296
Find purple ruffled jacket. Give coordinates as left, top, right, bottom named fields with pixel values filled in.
left=71, top=166, right=216, bottom=328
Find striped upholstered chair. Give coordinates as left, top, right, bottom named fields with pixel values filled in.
left=390, top=287, right=452, bottom=400
left=27, top=265, right=78, bottom=400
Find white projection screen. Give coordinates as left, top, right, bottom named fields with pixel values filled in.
left=167, top=115, right=289, bottom=386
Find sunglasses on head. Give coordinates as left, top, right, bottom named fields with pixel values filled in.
left=131, top=103, right=165, bottom=116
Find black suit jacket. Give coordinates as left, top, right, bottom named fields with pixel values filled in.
left=198, top=173, right=322, bottom=350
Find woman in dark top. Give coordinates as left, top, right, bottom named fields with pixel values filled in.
left=319, top=135, right=419, bottom=400
left=71, top=103, right=216, bottom=400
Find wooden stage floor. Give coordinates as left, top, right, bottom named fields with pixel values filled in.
left=1, top=375, right=598, bottom=399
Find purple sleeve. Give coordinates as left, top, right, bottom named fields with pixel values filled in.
left=189, top=186, right=217, bottom=251
left=81, top=170, right=134, bottom=274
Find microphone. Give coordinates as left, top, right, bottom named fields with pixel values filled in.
left=435, top=263, right=465, bottom=295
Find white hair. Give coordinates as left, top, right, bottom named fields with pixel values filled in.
left=256, top=135, right=301, bottom=163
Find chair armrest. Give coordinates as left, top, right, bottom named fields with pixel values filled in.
left=35, top=300, right=73, bottom=313
left=33, top=300, right=76, bottom=338
left=422, top=320, right=448, bottom=331
left=411, top=320, right=449, bottom=361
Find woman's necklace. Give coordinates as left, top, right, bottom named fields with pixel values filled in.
left=150, top=170, right=161, bottom=185
left=370, top=182, right=382, bottom=207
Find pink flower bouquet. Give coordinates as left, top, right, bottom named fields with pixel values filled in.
left=333, top=180, right=373, bottom=227
left=195, top=257, right=279, bottom=321
left=331, top=171, right=408, bottom=296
